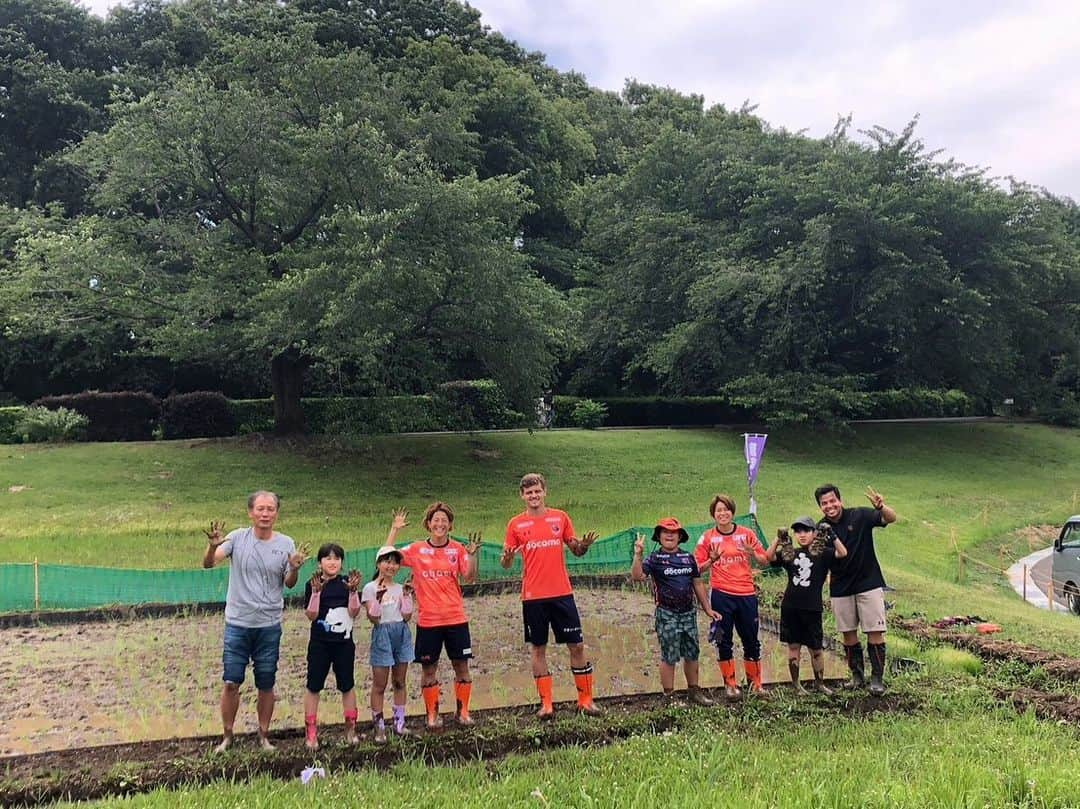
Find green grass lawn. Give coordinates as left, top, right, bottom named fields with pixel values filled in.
left=6, top=423, right=1080, bottom=807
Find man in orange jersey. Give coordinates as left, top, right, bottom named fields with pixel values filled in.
left=502, top=472, right=601, bottom=717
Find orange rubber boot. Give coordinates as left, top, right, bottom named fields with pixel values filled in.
left=422, top=684, right=442, bottom=728
left=744, top=659, right=764, bottom=694
left=535, top=674, right=554, bottom=719
left=572, top=665, right=602, bottom=716
left=454, top=680, right=474, bottom=725
left=719, top=659, right=741, bottom=697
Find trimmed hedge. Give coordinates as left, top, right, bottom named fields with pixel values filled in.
left=34, top=391, right=160, bottom=441
left=303, top=396, right=443, bottom=435
left=553, top=396, right=751, bottom=427
left=161, top=392, right=237, bottom=439
left=553, top=389, right=976, bottom=427
left=432, top=380, right=526, bottom=431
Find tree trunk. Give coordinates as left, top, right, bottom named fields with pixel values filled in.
left=270, top=349, right=309, bottom=435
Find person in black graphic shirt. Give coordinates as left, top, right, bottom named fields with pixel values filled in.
left=767, top=516, right=847, bottom=694
left=815, top=484, right=898, bottom=696
left=302, top=543, right=362, bottom=750
left=631, top=518, right=720, bottom=706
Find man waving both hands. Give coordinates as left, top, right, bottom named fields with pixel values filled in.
left=502, top=473, right=602, bottom=718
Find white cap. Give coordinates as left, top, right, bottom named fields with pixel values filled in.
left=375, top=544, right=403, bottom=561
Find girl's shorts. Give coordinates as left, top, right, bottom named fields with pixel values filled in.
left=370, top=621, right=415, bottom=667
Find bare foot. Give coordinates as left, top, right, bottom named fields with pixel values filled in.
left=456, top=713, right=475, bottom=726
left=258, top=733, right=276, bottom=751
left=536, top=707, right=555, bottom=720
left=425, top=715, right=443, bottom=730
left=344, top=730, right=359, bottom=744
left=213, top=734, right=233, bottom=754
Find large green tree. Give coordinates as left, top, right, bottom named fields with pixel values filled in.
left=4, top=27, right=570, bottom=432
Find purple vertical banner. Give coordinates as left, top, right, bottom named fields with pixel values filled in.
left=744, top=433, right=768, bottom=488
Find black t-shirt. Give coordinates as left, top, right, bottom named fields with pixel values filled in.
left=641, top=549, right=700, bottom=612
left=303, top=575, right=354, bottom=643
left=826, top=506, right=887, bottom=597
left=772, top=545, right=834, bottom=611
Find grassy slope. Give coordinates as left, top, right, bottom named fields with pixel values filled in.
left=6, top=423, right=1078, bottom=808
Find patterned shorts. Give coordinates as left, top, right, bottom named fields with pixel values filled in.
left=654, top=607, right=700, bottom=664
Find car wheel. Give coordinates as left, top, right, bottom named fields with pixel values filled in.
left=1066, top=584, right=1080, bottom=616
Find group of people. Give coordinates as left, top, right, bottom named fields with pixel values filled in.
left=202, top=475, right=897, bottom=751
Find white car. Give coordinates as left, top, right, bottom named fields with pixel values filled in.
left=1052, top=515, right=1080, bottom=614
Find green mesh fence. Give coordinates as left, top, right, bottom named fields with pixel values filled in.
left=1, top=516, right=766, bottom=613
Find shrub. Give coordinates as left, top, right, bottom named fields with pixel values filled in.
left=15, top=406, right=88, bottom=443
left=161, top=392, right=237, bottom=439
left=722, top=373, right=869, bottom=429
left=432, top=380, right=523, bottom=430
left=0, top=406, right=24, bottom=443
left=303, top=396, right=442, bottom=435
left=34, top=391, right=160, bottom=441
left=1038, top=392, right=1080, bottom=427
left=571, top=399, right=608, bottom=429
left=229, top=399, right=275, bottom=434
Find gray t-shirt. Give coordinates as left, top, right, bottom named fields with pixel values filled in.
left=220, top=527, right=296, bottom=627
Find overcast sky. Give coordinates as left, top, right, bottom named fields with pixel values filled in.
left=83, top=0, right=1080, bottom=201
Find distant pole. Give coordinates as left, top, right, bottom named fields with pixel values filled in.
left=1048, top=579, right=1054, bottom=611
left=33, top=558, right=40, bottom=611
left=1022, top=565, right=1027, bottom=601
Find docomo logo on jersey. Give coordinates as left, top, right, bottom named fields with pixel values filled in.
left=525, top=539, right=562, bottom=551
left=662, top=566, right=695, bottom=577
left=419, top=569, right=458, bottom=580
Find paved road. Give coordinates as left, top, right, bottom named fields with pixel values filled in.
left=1008, top=547, right=1073, bottom=614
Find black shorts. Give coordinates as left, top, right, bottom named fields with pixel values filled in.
left=415, top=623, right=473, bottom=664
left=522, top=595, right=584, bottom=646
left=306, top=639, right=356, bottom=693
left=779, top=606, right=824, bottom=649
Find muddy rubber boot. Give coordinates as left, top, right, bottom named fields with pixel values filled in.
left=688, top=686, right=714, bottom=707
left=744, top=659, right=765, bottom=695
left=422, top=684, right=442, bottom=729
left=788, top=660, right=809, bottom=694
left=373, top=714, right=387, bottom=744
left=535, top=674, right=555, bottom=719
left=843, top=643, right=866, bottom=689
left=573, top=664, right=603, bottom=716
left=811, top=658, right=834, bottom=696
left=343, top=709, right=358, bottom=744
left=455, top=680, right=475, bottom=726
left=867, top=642, right=887, bottom=697
left=392, top=704, right=410, bottom=736
left=719, top=659, right=741, bottom=698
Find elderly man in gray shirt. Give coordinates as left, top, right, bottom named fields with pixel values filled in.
left=203, top=490, right=307, bottom=751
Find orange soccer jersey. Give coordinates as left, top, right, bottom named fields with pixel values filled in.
left=504, top=509, right=576, bottom=601
left=694, top=525, right=764, bottom=596
left=400, top=539, right=470, bottom=627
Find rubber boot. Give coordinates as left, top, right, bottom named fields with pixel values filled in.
left=372, top=712, right=387, bottom=744
left=572, top=664, right=602, bottom=716
left=843, top=643, right=866, bottom=689
left=455, top=680, right=474, bottom=725
left=811, top=656, right=834, bottom=696
left=788, top=660, right=808, bottom=694
left=719, top=659, right=741, bottom=698
left=422, top=684, right=442, bottom=729
left=535, top=674, right=555, bottom=719
left=688, top=685, right=714, bottom=706
left=744, top=659, right=765, bottom=695
left=304, top=714, right=318, bottom=750
left=343, top=708, right=358, bottom=744
left=392, top=704, right=409, bottom=736
left=867, top=642, right=887, bottom=696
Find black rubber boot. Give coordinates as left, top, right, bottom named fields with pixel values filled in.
left=811, top=655, right=834, bottom=696
left=844, top=643, right=866, bottom=689
left=867, top=642, right=887, bottom=696
left=788, top=660, right=808, bottom=694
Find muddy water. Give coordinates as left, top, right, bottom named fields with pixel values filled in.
left=0, top=589, right=844, bottom=756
